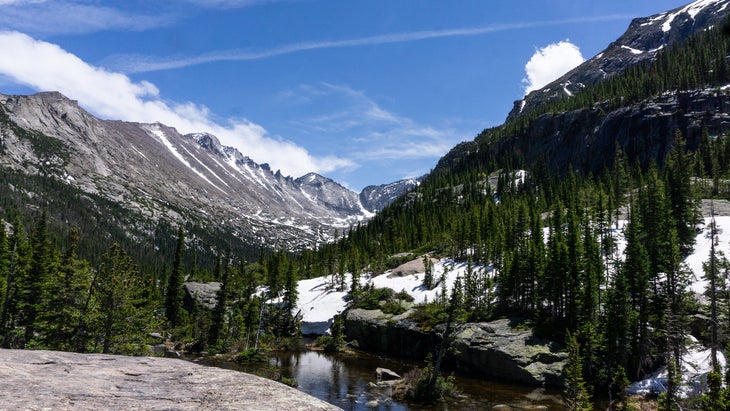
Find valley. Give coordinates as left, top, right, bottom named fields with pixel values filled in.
left=2, top=0, right=730, bottom=410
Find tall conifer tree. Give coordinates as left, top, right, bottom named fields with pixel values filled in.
left=165, top=227, right=185, bottom=327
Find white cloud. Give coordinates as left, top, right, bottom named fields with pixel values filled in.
left=522, top=40, right=585, bottom=95
left=0, top=31, right=352, bottom=177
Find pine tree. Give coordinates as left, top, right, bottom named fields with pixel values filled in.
left=563, top=330, right=593, bottom=411
left=701, top=202, right=729, bottom=408
left=580, top=212, right=601, bottom=325
left=0, top=220, right=23, bottom=347
left=37, top=228, right=92, bottom=351
left=545, top=201, right=569, bottom=324
left=705, top=203, right=722, bottom=374
left=21, top=210, right=55, bottom=346
left=0, top=226, right=7, bottom=308
left=282, top=259, right=298, bottom=316
left=90, top=243, right=155, bottom=354
left=165, top=227, right=185, bottom=327
left=664, top=131, right=700, bottom=252
left=208, top=250, right=231, bottom=349
left=423, top=254, right=434, bottom=290
left=623, top=203, right=652, bottom=380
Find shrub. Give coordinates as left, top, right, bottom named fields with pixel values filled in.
left=235, top=348, right=267, bottom=363
left=397, top=354, right=459, bottom=403
left=395, top=289, right=414, bottom=302
left=381, top=300, right=407, bottom=315
left=279, top=376, right=298, bottom=387
left=357, top=287, right=396, bottom=310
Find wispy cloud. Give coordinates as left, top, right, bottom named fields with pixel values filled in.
left=0, top=0, right=174, bottom=36
left=285, top=82, right=465, bottom=162
left=0, top=0, right=46, bottom=5
left=182, top=0, right=291, bottom=9
left=0, top=31, right=352, bottom=177
left=105, top=14, right=633, bottom=74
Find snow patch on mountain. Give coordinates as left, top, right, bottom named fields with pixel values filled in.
left=145, top=124, right=226, bottom=194
left=621, top=45, right=644, bottom=55
left=662, top=0, right=723, bottom=32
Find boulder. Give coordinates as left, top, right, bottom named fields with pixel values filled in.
left=387, top=256, right=438, bottom=278
left=183, top=281, right=220, bottom=311
left=376, top=367, right=401, bottom=381
left=345, top=309, right=566, bottom=387
left=0, top=349, right=341, bottom=410
left=450, top=319, right=566, bottom=387
left=344, top=308, right=430, bottom=359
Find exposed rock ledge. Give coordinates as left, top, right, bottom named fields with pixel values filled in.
left=344, top=309, right=566, bottom=387
left=0, top=349, right=341, bottom=410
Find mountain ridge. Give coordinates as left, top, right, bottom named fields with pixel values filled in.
left=0, top=90, right=417, bottom=252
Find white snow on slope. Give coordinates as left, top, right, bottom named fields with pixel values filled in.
left=295, top=259, right=469, bottom=335
left=621, top=45, right=644, bottom=55
left=179, top=144, right=230, bottom=188
left=129, top=145, right=149, bottom=161
left=663, top=0, right=722, bottom=32
left=629, top=337, right=726, bottom=398
left=145, top=125, right=226, bottom=194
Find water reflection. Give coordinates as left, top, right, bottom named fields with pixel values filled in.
left=187, top=349, right=563, bottom=410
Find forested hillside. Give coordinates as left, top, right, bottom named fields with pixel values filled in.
left=291, top=17, right=730, bottom=406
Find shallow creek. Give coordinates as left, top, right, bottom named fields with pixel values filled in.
left=186, top=348, right=564, bottom=410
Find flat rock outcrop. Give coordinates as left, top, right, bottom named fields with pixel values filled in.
left=344, top=309, right=566, bottom=387
left=0, top=349, right=341, bottom=410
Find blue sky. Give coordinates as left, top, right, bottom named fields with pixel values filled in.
left=0, top=0, right=693, bottom=191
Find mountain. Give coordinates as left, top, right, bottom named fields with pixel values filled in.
left=0, top=91, right=413, bottom=259
left=507, top=0, right=730, bottom=122
left=431, top=0, right=730, bottom=180
left=359, top=178, right=420, bottom=213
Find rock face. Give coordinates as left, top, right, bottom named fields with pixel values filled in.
left=437, top=90, right=730, bottom=178
left=451, top=320, right=566, bottom=387
left=0, top=349, right=341, bottom=411
left=387, top=256, right=438, bottom=278
left=344, top=309, right=566, bottom=387
left=517, top=90, right=730, bottom=173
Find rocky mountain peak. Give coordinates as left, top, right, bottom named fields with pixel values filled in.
left=360, top=178, right=420, bottom=213
left=190, top=132, right=225, bottom=157
left=507, top=0, right=730, bottom=122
